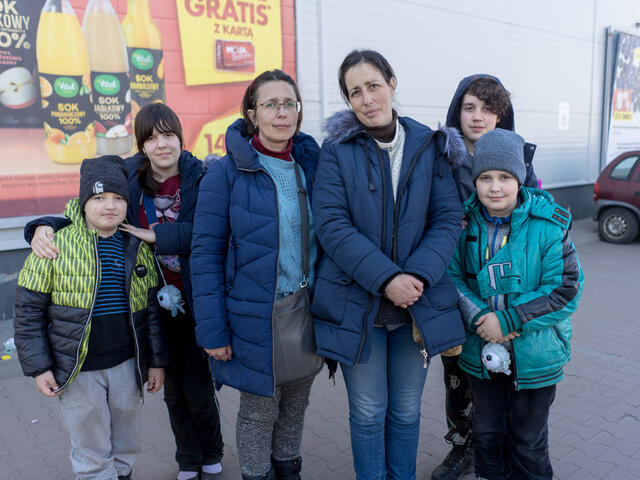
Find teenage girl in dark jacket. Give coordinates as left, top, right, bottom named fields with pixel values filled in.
left=25, top=103, right=225, bottom=480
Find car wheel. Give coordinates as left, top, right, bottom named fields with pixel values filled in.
left=598, top=207, right=639, bottom=244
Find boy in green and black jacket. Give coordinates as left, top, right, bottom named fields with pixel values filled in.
left=447, top=129, right=584, bottom=480
left=14, top=156, right=168, bottom=480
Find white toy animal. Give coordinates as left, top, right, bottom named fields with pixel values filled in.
left=481, top=343, right=512, bottom=375
left=157, top=284, right=185, bottom=317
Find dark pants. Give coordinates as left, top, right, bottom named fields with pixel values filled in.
left=469, top=374, right=556, bottom=480
left=164, top=310, right=224, bottom=471
left=441, top=354, right=473, bottom=444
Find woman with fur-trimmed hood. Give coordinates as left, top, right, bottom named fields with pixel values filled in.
left=311, top=49, right=466, bottom=480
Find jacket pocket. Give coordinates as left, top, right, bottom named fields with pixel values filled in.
left=552, top=325, right=570, bottom=356
left=311, top=260, right=353, bottom=325
left=225, top=236, right=238, bottom=289
left=518, top=327, right=568, bottom=370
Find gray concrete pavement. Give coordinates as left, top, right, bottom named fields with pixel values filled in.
left=1, top=218, right=639, bottom=479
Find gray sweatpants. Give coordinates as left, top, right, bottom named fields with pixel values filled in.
left=57, top=358, right=142, bottom=480
left=236, top=377, right=314, bottom=477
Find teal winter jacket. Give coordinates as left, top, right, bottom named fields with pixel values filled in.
left=447, top=188, right=584, bottom=390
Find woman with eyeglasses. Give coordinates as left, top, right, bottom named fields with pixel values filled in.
left=190, top=69, right=321, bottom=480
left=311, top=49, right=465, bottom=480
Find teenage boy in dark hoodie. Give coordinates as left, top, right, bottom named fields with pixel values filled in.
left=431, top=75, right=539, bottom=480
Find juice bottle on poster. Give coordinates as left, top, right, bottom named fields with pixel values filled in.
left=83, top=0, right=133, bottom=155
left=37, top=0, right=96, bottom=164
left=121, top=0, right=166, bottom=119
left=0, top=1, right=43, bottom=128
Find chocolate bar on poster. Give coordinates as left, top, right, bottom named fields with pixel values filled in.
left=215, top=39, right=255, bottom=73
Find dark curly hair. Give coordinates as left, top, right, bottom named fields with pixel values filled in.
left=466, top=77, right=511, bottom=120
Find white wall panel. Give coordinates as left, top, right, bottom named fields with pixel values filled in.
left=296, top=0, right=640, bottom=188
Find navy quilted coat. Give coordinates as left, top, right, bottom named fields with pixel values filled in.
left=190, top=119, right=320, bottom=397
left=312, top=110, right=466, bottom=367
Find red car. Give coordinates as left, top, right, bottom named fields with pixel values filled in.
left=593, top=151, right=640, bottom=243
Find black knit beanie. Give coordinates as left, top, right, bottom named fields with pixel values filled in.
left=79, top=155, right=129, bottom=211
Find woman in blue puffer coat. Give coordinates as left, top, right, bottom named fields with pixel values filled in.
left=311, top=49, right=466, bottom=480
left=190, top=70, right=321, bottom=480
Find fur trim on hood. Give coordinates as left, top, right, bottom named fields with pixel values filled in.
left=323, top=110, right=363, bottom=144
left=323, top=109, right=466, bottom=168
left=436, top=123, right=466, bottom=169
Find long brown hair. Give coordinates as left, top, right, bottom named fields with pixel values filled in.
left=134, top=103, right=184, bottom=195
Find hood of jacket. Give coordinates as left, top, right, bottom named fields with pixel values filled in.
left=445, top=74, right=515, bottom=132
left=465, top=187, right=571, bottom=232
left=224, top=118, right=320, bottom=173
left=63, top=198, right=94, bottom=240
left=323, top=109, right=466, bottom=168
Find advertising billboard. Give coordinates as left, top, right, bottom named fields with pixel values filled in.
left=605, top=32, right=640, bottom=164
left=0, top=0, right=295, bottom=218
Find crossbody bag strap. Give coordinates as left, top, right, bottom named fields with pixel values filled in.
left=293, top=162, right=310, bottom=286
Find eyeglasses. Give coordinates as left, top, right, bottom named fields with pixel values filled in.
left=257, top=101, right=301, bottom=114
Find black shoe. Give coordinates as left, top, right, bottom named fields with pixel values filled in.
left=431, top=444, right=473, bottom=480
left=272, top=456, right=302, bottom=480
left=118, top=475, right=131, bottom=480
left=201, top=470, right=222, bottom=480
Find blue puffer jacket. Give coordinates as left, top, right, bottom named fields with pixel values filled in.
left=190, top=119, right=320, bottom=397
left=311, top=110, right=466, bottom=367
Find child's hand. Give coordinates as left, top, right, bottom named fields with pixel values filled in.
left=204, top=345, right=233, bottom=362
left=32, top=226, right=59, bottom=259
left=147, top=368, right=165, bottom=393
left=119, top=224, right=157, bottom=244
left=475, top=312, right=503, bottom=343
left=498, top=331, right=521, bottom=343
left=34, top=370, right=61, bottom=396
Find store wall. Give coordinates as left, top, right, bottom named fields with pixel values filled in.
left=296, top=0, right=640, bottom=193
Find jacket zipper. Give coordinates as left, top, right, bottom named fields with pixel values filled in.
left=58, top=233, right=100, bottom=392
left=510, top=338, right=520, bottom=391
left=407, top=309, right=430, bottom=368
left=127, top=241, right=145, bottom=401
left=390, top=136, right=433, bottom=261
left=381, top=136, right=433, bottom=366
left=240, top=166, right=279, bottom=396
left=353, top=144, right=390, bottom=366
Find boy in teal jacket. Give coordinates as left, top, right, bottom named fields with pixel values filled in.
left=447, top=129, right=584, bottom=480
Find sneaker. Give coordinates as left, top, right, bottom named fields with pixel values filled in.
left=431, top=443, right=473, bottom=480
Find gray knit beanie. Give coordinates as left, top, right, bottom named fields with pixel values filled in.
left=79, top=156, right=129, bottom=211
left=472, top=128, right=525, bottom=184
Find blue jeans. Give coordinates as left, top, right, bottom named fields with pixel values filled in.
left=341, top=323, right=428, bottom=480
left=469, top=374, right=556, bottom=480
